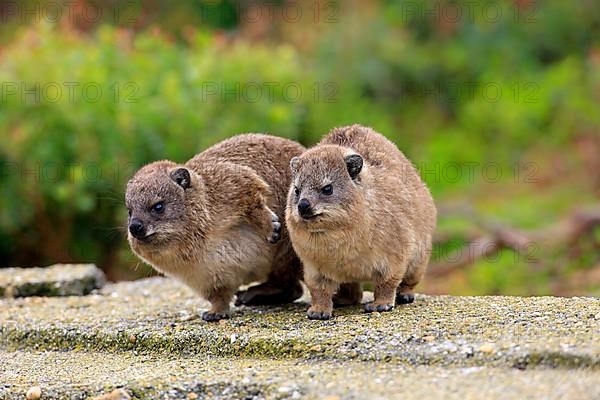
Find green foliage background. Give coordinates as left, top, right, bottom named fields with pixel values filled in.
left=0, top=0, right=599, bottom=295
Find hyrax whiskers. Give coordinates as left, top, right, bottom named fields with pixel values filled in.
left=126, top=134, right=305, bottom=321
left=285, top=125, right=437, bottom=320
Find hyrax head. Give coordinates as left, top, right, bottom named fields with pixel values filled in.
left=288, top=145, right=364, bottom=230
left=125, top=160, right=200, bottom=250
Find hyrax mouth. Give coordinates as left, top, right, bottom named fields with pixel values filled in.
left=129, top=232, right=158, bottom=244
left=301, top=213, right=321, bottom=221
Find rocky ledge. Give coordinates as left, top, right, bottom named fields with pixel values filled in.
left=0, top=264, right=105, bottom=298
left=0, top=266, right=598, bottom=399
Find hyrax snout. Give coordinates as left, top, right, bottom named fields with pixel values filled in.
left=126, top=134, right=305, bottom=321
left=285, top=124, right=437, bottom=320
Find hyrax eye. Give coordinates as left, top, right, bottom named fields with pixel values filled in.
left=150, top=201, right=165, bottom=214
left=127, top=209, right=132, bottom=217
left=321, top=184, right=333, bottom=196
left=294, top=186, right=300, bottom=196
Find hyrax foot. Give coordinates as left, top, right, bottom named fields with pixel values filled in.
left=364, top=302, right=394, bottom=313
left=368, top=276, right=401, bottom=313
left=307, top=307, right=332, bottom=320
left=268, top=211, right=282, bottom=244
left=202, top=311, right=230, bottom=322
left=396, top=293, right=415, bottom=304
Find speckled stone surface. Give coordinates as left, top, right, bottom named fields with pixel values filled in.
left=2, top=351, right=599, bottom=400
left=0, top=264, right=105, bottom=298
left=0, top=276, right=599, bottom=399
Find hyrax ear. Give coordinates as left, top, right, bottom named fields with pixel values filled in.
left=290, top=157, right=301, bottom=175
left=344, top=154, right=363, bottom=180
left=170, top=167, right=191, bottom=189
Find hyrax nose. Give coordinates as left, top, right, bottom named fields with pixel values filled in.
left=129, top=218, right=146, bottom=239
left=298, top=198, right=312, bottom=217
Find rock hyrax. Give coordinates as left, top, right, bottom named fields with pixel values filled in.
left=126, top=134, right=305, bottom=321
left=286, top=125, right=437, bottom=320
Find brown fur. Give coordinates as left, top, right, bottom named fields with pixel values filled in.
left=126, top=134, right=305, bottom=321
left=285, top=125, right=437, bottom=320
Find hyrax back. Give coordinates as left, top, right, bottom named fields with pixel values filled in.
left=286, top=124, right=436, bottom=320
left=126, top=134, right=305, bottom=321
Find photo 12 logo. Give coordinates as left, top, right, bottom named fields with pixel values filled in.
left=0, top=82, right=139, bottom=104
left=0, top=162, right=136, bottom=184
left=401, top=82, right=540, bottom=104
left=200, top=81, right=339, bottom=103
left=411, top=162, right=539, bottom=184
left=200, top=1, right=340, bottom=24
left=0, top=1, right=140, bottom=24
left=400, top=1, right=540, bottom=24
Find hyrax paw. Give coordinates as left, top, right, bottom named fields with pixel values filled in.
left=268, top=212, right=282, bottom=244
left=396, top=293, right=415, bottom=305
left=234, top=290, right=252, bottom=306
left=364, top=302, right=394, bottom=313
left=202, top=311, right=230, bottom=322
left=307, top=308, right=332, bottom=320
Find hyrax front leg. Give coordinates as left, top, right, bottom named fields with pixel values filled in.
left=305, top=267, right=339, bottom=320
left=202, top=288, right=234, bottom=322
left=266, top=207, right=282, bottom=243
left=396, top=248, right=429, bottom=305
left=364, top=273, right=402, bottom=313
left=249, top=203, right=281, bottom=244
